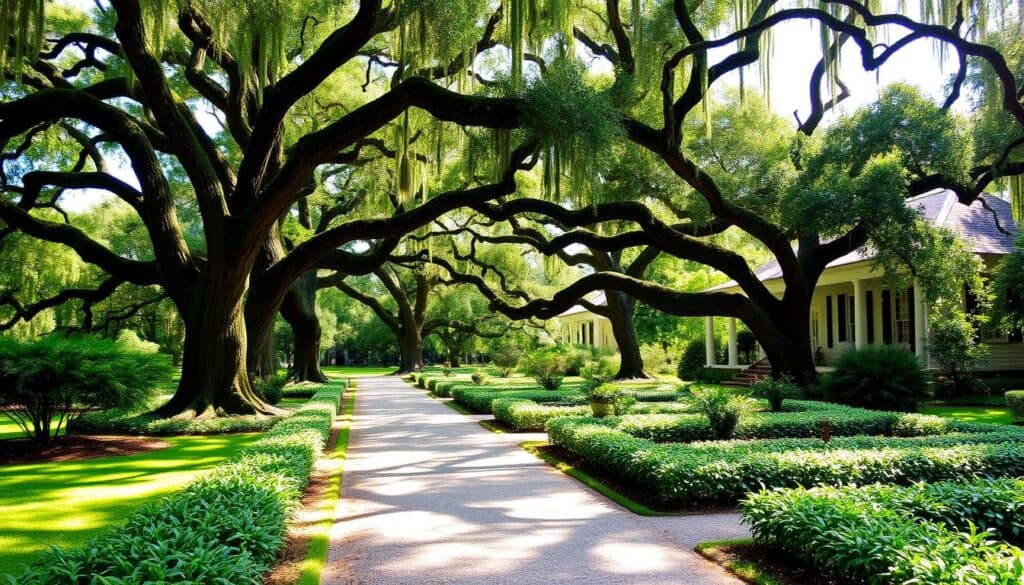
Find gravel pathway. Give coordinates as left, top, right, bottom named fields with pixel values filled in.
left=323, top=376, right=747, bottom=585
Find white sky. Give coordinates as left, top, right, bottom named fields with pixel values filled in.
left=56, top=7, right=956, bottom=213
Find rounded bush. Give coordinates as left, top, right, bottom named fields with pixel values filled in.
left=1006, top=391, right=1024, bottom=424
left=823, top=345, right=930, bottom=411
left=518, top=346, right=569, bottom=390
left=676, top=339, right=706, bottom=381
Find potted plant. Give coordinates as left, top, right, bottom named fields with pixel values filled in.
left=587, top=383, right=622, bottom=417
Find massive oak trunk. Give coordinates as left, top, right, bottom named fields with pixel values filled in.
left=446, top=346, right=461, bottom=367
left=396, top=326, right=424, bottom=374
left=155, top=275, right=279, bottom=417
left=604, top=290, right=650, bottom=379
left=281, top=271, right=329, bottom=383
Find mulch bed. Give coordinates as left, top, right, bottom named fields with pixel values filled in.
left=0, top=435, right=171, bottom=465
left=700, top=541, right=839, bottom=585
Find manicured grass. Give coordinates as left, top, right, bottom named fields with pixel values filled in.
left=921, top=405, right=1015, bottom=425
left=295, top=385, right=356, bottom=585
left=0, top=417, right=35, bottom=440
left=322, top=365, right=396, bottom=378
left=0, top=433, right=259, bottom=577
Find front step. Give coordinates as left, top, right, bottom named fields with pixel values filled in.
left=721, top=359, right=772, bottom=388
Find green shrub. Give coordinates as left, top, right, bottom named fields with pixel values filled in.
left=930, top=309, right=989, bottom=396
left=694, top=367, right=738, bottom=384
left=750, top=376, right=801, bottom=412
left=547, top=417, right=1024, bottom=506
left=452, top=384, right=584, bottom=413
left=677, top=339, right=705, bottom=381
left=0, top=334, right=174, bottom=443
left=823, top=345, right=930, bottom=411
left=639, top=344, right=672, bottom=375
left=416, top=374, right=428, bottom=389
left=690, top=385, right=753, bottom=439
left=743, top=481, right=1024, bottom=584
left=253, top=373, right=288, bottom=405
left=428, top=379, right=441, bottom=392
left=1006, top=391, right=1024, bottom=424
left=491, top=345, right=523, bottom=377
left=16, top=384, right=343, bottom=584
left=493, top=399, right=591, bottom=431
left=518, top=346, right=569, bottom=390
left=471, top=370, right=488, bottom=385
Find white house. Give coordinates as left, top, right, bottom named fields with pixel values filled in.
left=704, top=190, right=1023, bottom=372
left=555, top=291, right=619, bottom=350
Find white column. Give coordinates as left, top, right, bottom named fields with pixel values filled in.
left=704, top=316, right=716, bottom=367
left=757, top=343, right=766, bottom=361
left=853, top=279, right=867, bottom=349
left=914, top=278, right=929, bottom=366
left=728, top=318, right=738, bottom=366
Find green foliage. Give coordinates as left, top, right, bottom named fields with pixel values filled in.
left=73, top=412, right=280, bottom=436
left=929, top=308, right=989, bottom=395
left=15, top=384, right=342, bottom=584
left=991, top=237, right=1024, bottom=333
left=493, top=398, right=590, bottom=431
left=690, top=385, right=754, bottom=440
left=677, top=339, right=706, bottom=381
left=547, top=417, right=1024, bottom=506
left=452, top=384, right=584, bottom=414
left=490, top=344, right=524, bottom=377
left=749, top=376, right=801, bottom=412
left=639, top=343, right=671, bottom=375
left=823, top=345, right=930, bottom=412
left=521, top=57, right=623, bottom=203
left=743, top=481, right=1024, bottom=585
left=253, top=373, right=289, bottom=405
left=607, top=400, right=927, bottom=443
left=586, top=383, right=621, bottom=404
left=518, top=346, right=570, bottom=389
left=470, top=369, right=488, bottom=385
left=579, top=356, right=616, bottom=391
left=0, top=335, right=173, bottom=443
left=1006, top=391, right=1024, bottom=424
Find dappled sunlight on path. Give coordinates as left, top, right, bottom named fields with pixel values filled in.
left=323, top=377, right=745, bottom=585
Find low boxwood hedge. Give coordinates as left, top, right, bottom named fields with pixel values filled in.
left=16, top=384, right=344, bottom=584
left=71, top=380, right=347, bottom=436
left=547, top=417, right=1024, bottom=506
left=452, top=385, right=585, bottom=413
left=743, top=481, right=1024, bottom=584
left=493, top=398, right=592, bottom=431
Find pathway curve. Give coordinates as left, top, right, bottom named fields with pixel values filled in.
left=323, top=376, right=748, bottom=585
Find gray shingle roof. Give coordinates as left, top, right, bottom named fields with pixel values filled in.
left=706, top=189, right=1019, bottom=292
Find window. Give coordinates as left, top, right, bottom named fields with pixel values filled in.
left=866, top=290, right=875, bottom=344
left=826, top=296, right=834, bottom=348
left=811, top=310, right=821, bottom=349
left=837, top=294, right=847, bottom=342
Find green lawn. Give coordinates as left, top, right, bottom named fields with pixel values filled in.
left=322, top=365, right=396, bottom=378
left=921, top=405, right=1015, bottom=425
left=0, top=433, right=259, bottom=577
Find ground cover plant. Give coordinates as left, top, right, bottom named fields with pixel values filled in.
left=0, top=433, right=261, bottom=577
left=742, top=480, right=1024, bottom=584
left=493, top=398, right=698, bottom=431
left=546, top=417, right=1024, bottom=506
left=11, top=383, right=342, bottom=584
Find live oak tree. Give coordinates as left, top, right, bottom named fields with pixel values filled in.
left=410, top=0, right=1024, bottom=386
left=0, top=0, right=538, bottom=416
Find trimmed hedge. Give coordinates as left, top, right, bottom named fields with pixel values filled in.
left=72, top=380, right=347, bottom=436
left=452, top=385, right=584, bottom=413
left=493, top=399, right=699, bottom=431
left=1006, top=390, right=1024, bottom=424
left=547, top=417, right=1024, bottom=506
left=743, top=481, right=1024, bottom=584
left=16, top=384, right=344, bottom=584
left=493, top=399, right=591, bottom=431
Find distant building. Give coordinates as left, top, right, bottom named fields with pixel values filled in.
left=555, top=291, right=619, bottom=350
left=704, top=190, right=1023, bottom=371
